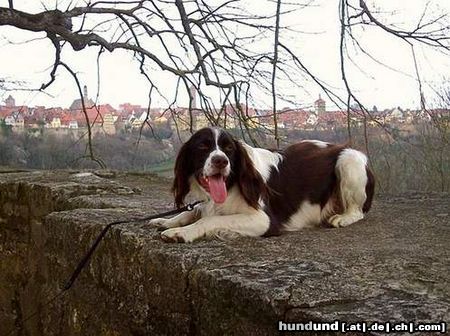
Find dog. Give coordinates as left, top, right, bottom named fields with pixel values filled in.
left=151, top=127, right=374, bottom=243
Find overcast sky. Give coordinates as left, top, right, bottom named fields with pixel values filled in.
left=0, top=0, right=449, bottom=110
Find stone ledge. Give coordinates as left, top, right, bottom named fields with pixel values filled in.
left=0, top=170, right=449, bottom=335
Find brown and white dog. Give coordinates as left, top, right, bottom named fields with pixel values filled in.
left=151, top=127, right=374, bottom=243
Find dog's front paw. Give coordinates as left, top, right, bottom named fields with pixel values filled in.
left=160, top=227, right=197, bottom=243
left=149, top=218, right=172, bottom=231
left=329, top=212, right=364, bottom=228
left=149, top=217, right=167, bottom=226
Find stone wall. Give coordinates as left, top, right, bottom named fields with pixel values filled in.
left=0, top=170, right=449, bottom=335
left=1, top=175, right=60, bottom=335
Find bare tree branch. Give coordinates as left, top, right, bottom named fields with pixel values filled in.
left=271, top=0, right=281, bottom=149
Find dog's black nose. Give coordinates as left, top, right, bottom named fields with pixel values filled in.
left=211, top=155, right=229, bottom=169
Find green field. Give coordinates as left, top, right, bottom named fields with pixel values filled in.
left=148, top=160, right=174, bottom=177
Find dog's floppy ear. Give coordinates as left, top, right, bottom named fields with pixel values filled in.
left=172, top=141, right=191, bottom=208
left=234, top=140, right=267, bottom=209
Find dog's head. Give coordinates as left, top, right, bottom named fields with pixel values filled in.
left=172, top=127, right=266, bottom=208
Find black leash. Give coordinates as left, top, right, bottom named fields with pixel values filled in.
left=63, top=200, right=203, bottom=290
left=7, top=200, right=203, bottom=336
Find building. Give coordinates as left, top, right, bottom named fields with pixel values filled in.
left=314, top=94, right=326, bottom=115
left=69, top=85, right=95, bottom=110
left=5, top=95, right=15, bottom=107
left=68, top=120, right=79, bottom=129
left=50, top=117, right=62, bottom=128
left=102, top=113, right=117, bottom=134
left=5, top=111, right=24, bottom=128
left=306, top=113, right=318, bottom=126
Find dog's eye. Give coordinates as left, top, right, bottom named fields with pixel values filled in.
left=224, top=144, right=234, bottom=152
left=198, top=143, right=210, bottom=150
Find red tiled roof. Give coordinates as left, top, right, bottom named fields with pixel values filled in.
left=0, top=106, right=30, bottom=118
left=68, top=104, right=118, bottom=125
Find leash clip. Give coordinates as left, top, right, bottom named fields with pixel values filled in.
left=186, top=200, right=204, bottom=211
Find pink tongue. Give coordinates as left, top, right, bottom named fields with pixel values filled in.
left=208, top=176, right=227, bottom=204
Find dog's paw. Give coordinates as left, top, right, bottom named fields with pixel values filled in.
left=149, top=218, right=167, bottom=226
left=149, top=218, right=173, bottom=231
left=160, top=227, right=197, bottom=243
left=329, top=212, right=364, bottom=228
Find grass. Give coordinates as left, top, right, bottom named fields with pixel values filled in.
left=148, top=160, right=174, bottom=176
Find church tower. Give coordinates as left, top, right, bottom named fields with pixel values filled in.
left=83, top=85, right=88, bottom=100
left=5, top=95, right=15, bottom=107
left=69, top=84, right=94, bottom=110
left=314, top=94, right=326, bottom=115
